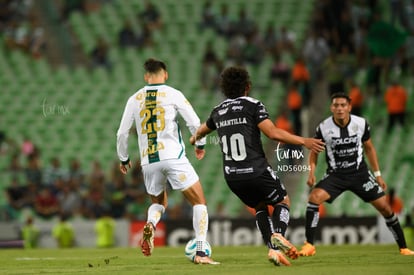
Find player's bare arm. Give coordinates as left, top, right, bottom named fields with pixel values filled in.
left=190, top=123, right=211, bottom=160
left=363, top=138, right=387, bottom=191
left=258, top=119, right=325, bottom=153
left=190, top=123, right=213, bottom=145
left=307, top=151, right=318, bottom=187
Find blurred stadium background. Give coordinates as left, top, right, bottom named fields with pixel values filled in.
left=0, top=0, right=413, bottom=229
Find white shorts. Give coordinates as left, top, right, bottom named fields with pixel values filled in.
left=142, top=157, right=199, bottom=196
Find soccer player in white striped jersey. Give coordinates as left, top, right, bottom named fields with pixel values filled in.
left=116, top=58, right=219, bottom=264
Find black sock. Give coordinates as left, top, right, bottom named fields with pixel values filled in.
left=272, top=203, right=290, bottom=236
left=305, top=202, right=320, bottom=245
left=385, top=213, right=407, bottom=249
left=255, top=209, right=273, bottom=248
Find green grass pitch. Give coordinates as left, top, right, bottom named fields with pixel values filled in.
left=0, top=245, right=412, bottom=275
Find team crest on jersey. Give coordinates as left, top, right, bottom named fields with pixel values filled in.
left=351, top=124, right=359, bottom=134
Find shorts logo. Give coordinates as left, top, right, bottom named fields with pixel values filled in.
left=178, top=173, right=187, bottom=182
left=362, top=181, right=376, bottom=192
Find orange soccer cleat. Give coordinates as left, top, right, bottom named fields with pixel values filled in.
left=299, top=241, right=316, bottom=256
left=270, top=233, right=299, bottom=259
left=141, top=223, right=155, bottom=256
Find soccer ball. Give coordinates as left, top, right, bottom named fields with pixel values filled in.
left=184, top=238, right=212, bottom=261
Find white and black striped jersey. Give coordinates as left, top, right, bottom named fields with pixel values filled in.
left=315, top=115, right=370, bottom=174
left=117, top=84, right=206, bottom=165
left=206, top=96, right=270, bottom=181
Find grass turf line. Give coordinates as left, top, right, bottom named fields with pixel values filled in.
left=0, top=245, right=412, bottom=275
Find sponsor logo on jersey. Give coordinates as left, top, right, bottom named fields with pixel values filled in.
left=331, top=135, right=358, bottom=146
left=221, top=100, right=241, bottom=107
left=136, top=91, right=166, bottom=100
left=338, top=160, right=357, bottom=169
left=224, top=166, right=253, bottom=174
left=334, top=147, right=358, bottom=157
left=231, top=106, right=243, bottom=111
left=224, top=166, right=235, bottom=174
left=218, top=108, right=228, bottom=115
left=142, top=142, right=165, bottom=157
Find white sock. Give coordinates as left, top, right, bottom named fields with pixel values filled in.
left=147, top=203, right=165, bottom=227
left=193, top=204, right=208, bottom=252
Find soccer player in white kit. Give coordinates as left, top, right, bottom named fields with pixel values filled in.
left=116, top=58, right=219, bottom=264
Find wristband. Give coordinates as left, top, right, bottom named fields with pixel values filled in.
left=196, top=145, right=205, bottom=150
left=373, top=171, right=381, bottom=177
left=121, top=158, right=130, bottom=165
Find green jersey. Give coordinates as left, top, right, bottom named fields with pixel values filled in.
left=22, top=225, right=39, bottom=249
left=95, top=216, right=115, bottom=248
left=52, top=221, right=74, bottom=248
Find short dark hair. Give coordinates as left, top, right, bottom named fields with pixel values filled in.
left=144, top=58, right=167, bottom=73
left=220, top=66, right=251, bottom=99
left=331, top=92, right=351, bottom=103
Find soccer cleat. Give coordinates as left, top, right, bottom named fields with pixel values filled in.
left=299, top=241, right=316, bottom=256
left=268, top=249, right=291, bottom=266
left=270, top=233, right=299, bottom=259
left=141, top=223, right=155, bottom=256
left=193, top=255, right=220, bottom=265
left=400, top=248, right=414, bottom=255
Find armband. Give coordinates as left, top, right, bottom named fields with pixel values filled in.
left=373, top=171, right=381, bottom=177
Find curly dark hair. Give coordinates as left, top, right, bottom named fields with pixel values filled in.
left=220, top=66, right=251, bottom=99
left=144, top=58, right=167, bottom=73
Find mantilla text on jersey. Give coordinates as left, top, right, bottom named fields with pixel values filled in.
left=215, top=117, right=247, bottom=128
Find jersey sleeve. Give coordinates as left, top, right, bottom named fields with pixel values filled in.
left=206, top=110, right=217, bottom=130
left=175, top=91, right=207, bottom=147
left=362, top=120, right=370, bottom=142
left=254, top=101, right=270, bottom=124
left=314, top=125, right=323, bottom=140
left=116, top=97, right=135, bottom=162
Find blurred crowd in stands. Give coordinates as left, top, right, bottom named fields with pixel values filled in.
left=2, top=136, right=153, bottom=221
left=199, top=0, right=412, bottom=136
left=91, top=0, right=162, bottom=71
left=0, top=0, right=46, bottom=58
left=1, top=0, right=414, bottom=222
